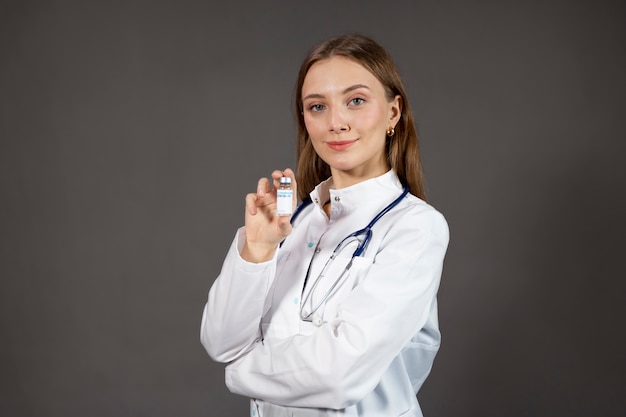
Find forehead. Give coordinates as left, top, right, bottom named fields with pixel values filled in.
left=302, top=56, right=382, bottom=95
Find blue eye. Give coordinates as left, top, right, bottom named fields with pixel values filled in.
left=350, top=98, right=365, bottom=106
left=309, top=104, right=325, bottom=112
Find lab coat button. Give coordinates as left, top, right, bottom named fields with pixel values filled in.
left=334, top=196, right=340, bottom=202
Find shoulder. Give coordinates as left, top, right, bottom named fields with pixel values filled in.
left=390, top=194, right=449, bottom=242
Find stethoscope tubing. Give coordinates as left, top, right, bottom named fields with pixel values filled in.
left=287, top=185, right=410, bottom=322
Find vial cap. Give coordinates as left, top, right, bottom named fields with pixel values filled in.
left=279, top=177, right=292, bottom=184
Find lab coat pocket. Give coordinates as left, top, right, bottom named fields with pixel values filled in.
left=327, top=254, right=374, bottom=293
left=310, top=255, right=374, bottom=321
left=344, top=255, right=375, bottom=288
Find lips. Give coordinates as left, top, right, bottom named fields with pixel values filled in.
left=326, top=140, right=357, bottom=151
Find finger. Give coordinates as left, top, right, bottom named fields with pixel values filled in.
left=245, top=193, right=259, bottom=215
left=257, top=177, right=271, bottom=197
left=282, top=168, right=295, bottom=179
left=270, top=169, right=285, bottom=189
left=277, top=215, right=293, bottom=237
left=270, top=168, right=296, bottom=190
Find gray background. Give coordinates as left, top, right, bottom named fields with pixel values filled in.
left=1, top=0, right=625, bottom=416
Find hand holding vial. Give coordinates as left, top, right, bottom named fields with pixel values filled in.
left=241, top=168, right=297, bottom=263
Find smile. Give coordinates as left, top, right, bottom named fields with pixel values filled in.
left=326, top=140, right=357, bottom=151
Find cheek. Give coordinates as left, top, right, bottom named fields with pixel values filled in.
left=366, top=106, right=391, bottom=129
left=303, top=116, right=324, bottom=140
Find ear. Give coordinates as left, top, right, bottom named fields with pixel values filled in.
left=388, top=95, right=402, bottom=127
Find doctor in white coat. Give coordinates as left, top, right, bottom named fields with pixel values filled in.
left=201, top=33, right=449, bottom=417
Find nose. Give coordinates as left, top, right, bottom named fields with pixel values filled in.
left=329, top=106, right=350, bottom=133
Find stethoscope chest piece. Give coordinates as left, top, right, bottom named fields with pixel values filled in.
left=312, top=315, right=324, bottom=327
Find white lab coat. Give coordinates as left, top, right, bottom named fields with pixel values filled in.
left=201, top=170, right=449, bottom=417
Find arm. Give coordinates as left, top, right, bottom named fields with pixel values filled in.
left=224, top=207, right=450, bottom=409
left=200, top=169, right=297, bottom=362
left=200, top=228, right=277, bottom=362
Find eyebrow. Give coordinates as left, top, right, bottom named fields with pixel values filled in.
left=302, top=84, right=371, bottom=101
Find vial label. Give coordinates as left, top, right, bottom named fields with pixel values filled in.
left=276, top=188, right=293, bottom=216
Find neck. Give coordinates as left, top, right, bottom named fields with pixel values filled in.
left=330, top=166, right=390, bottom=189
left=322, top=199, right=332, bottom=218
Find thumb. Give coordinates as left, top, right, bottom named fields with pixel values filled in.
left=277, top=216, right=293, bottom=238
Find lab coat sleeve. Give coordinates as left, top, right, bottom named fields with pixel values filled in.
left=200, top=227, right=277, bottom=363
left=224, top=207, right=450, bottom=409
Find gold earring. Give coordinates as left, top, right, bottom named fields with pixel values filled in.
left=386, top=126, right=395, bottom=137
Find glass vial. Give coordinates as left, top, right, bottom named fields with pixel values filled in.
left=276, top=177, right=293, bottom=217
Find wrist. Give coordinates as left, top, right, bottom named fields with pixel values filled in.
left=241, top=241, right=278, bottom=263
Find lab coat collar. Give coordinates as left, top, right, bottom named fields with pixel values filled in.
left=308, top=170, right=404, bottom=217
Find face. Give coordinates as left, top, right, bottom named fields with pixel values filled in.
left=301, top=56, right=401, bottom=187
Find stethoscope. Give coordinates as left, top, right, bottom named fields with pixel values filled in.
left=287, top=185, right=410, bottom=323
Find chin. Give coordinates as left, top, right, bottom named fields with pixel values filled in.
left=327, top=160, right=357, bottom=173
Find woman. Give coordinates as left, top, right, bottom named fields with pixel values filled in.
left=201, top=33, right=449, bottom=417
